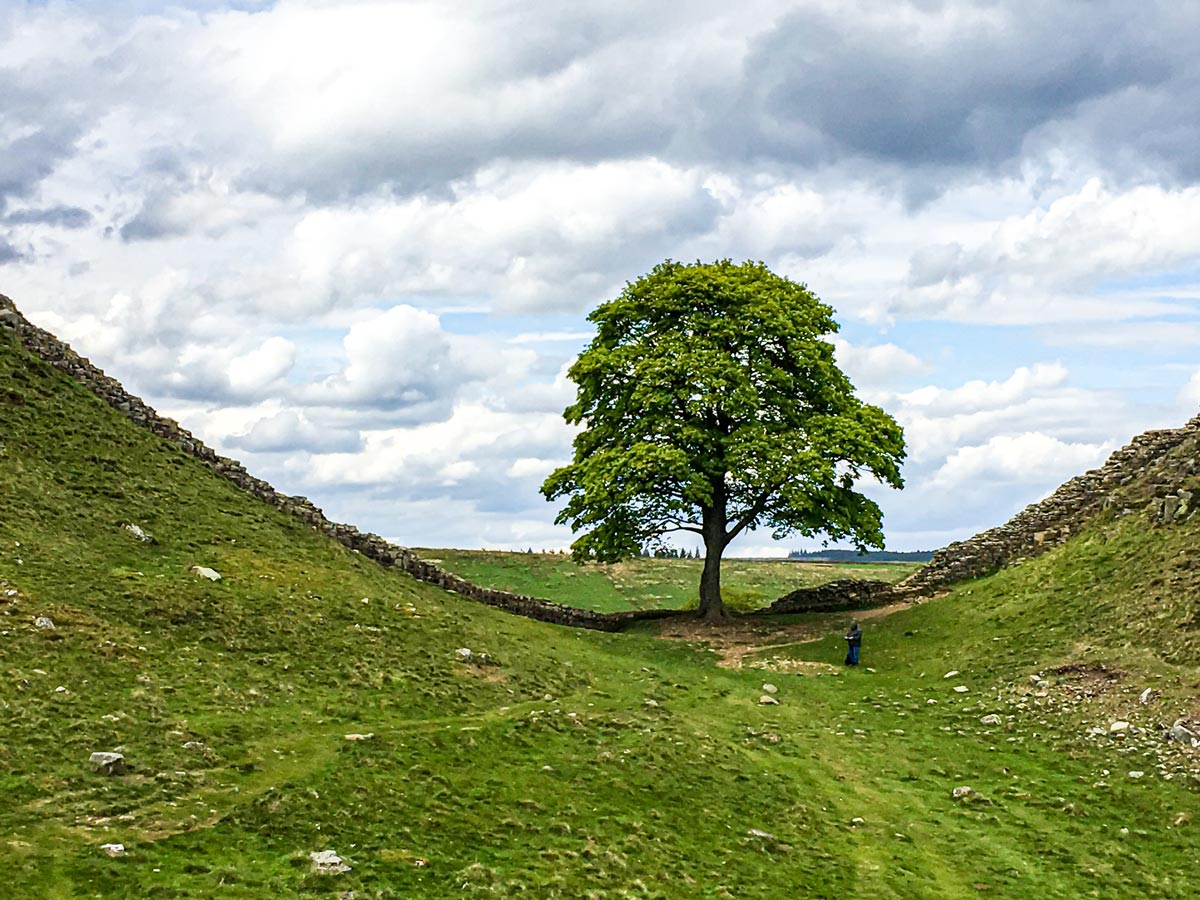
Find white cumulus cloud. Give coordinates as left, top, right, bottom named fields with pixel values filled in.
left=929, top=432, right=1114, bottom=492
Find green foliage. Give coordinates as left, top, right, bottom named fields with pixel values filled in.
left=542, top=259, right=906, bottom=615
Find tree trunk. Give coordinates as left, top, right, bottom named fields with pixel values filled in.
left=697, top=539, right=727, bottom=622
left=697, top=493, right=728, bottom=622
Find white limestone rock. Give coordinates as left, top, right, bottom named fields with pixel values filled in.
left=309, top=849, right=351, bottom=875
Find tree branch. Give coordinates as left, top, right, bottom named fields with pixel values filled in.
left=723, top=482, right=781, bottom=545
left=644, top=518, right=704, bottom=536
left=657, top=525, right=704, bottom=536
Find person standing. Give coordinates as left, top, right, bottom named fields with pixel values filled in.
left=844, top=622, right=862, bottom=666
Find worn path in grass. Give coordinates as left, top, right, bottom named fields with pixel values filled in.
left=653, top=599, right=920, bottom=670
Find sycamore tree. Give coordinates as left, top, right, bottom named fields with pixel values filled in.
left=541, top=259, right=906, bottom=622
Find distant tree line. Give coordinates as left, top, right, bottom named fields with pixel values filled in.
left=788, top=548, right=934, bottom=563
left=638, top=545, right=703, bottom=559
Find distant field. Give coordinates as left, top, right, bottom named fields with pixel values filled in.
left=414, top=549, right=922, bottom=612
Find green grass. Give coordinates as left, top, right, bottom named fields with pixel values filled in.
left=2, top=324, right=1199, bottom=898
left=417, top=548, right=920, bottom=613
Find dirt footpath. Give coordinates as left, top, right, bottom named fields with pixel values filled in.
left=653, top=600, right=914, bottom=670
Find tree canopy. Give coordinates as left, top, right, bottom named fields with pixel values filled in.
left=542, top=259, right=906, bottom=620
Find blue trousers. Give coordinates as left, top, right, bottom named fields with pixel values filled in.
left=845, top=644, right=860, bottom=666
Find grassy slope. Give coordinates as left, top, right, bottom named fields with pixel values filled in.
left=417, top=549, right=920, bottom=613
left=2, top=327, right=1198, bottom=899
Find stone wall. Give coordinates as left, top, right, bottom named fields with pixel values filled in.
left=896, top=414, right=1200, bottom=596
left=1, top=293, right=682, bottom=632
left=758, top=579, right=897, bottom=615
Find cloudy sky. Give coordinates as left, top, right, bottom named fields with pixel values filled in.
left=4, top=0, right=1200, bottom=555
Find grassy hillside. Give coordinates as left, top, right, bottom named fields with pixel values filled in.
left=418, top=549, right=920, bottom=612
left=2, top=323, right=1198, bottom=899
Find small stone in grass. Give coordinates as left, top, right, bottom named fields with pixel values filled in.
left=310, top=850, right=350, bottom=875
left=89, top=751, right=126, bottom=775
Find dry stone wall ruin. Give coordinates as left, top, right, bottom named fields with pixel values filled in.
left=759, top=578, right=897, bottom=615
left=895, top=412, right=1200, bottom=597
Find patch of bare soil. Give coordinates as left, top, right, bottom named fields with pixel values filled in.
left=455, top=665, right=509, bottom=684
left=1048, top=661, right=1128, bottom=695
left=751, top=658, right=842, bottom=676
left=654, top=600, right=914, bottom=670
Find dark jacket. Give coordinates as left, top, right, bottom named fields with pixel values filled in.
left=844, top=625, right=862, bottom=647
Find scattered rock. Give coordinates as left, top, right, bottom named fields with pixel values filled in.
left=310, top=849, right=351, bottom=875
left=953, top=685, right=969, bottom=694
left=122, top=523, right=155, bottom=544
left=1160, top=494, right=1185, bottom=524
left=454, top=647, right=497, bottom=666
left=1167, top=723, right=1199, bottom=747
left=980, top=714, right=1002, bottom=726
left=643, top=699, right=659, bottom=708
left=850, top=817, right=865, bottom=826
left=759, top=695, right=779, bottom=705
left=182, top=741, right=206, bottom=752
left=34, top=616, right=55, bottom=630
left=943, top=670, right=960, bottom=679
left=952, top=785, right=990, bottom=804
left=89, top=751, right=127, bottom=775
left=746, top=828, right=776, bottom=840
left=189, top=566, right=221, bottom=582
left=1139, top=688, right=1158, bottom=705
left=1109, top=721, right=1131, bottom=734
left=761, top=683, right=778, bottom=694
left=1128, top=771, right=1145, bottom=779
left=100, top=843, right=126, bottom=858
left=343, top=733, right=375, bottom=742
